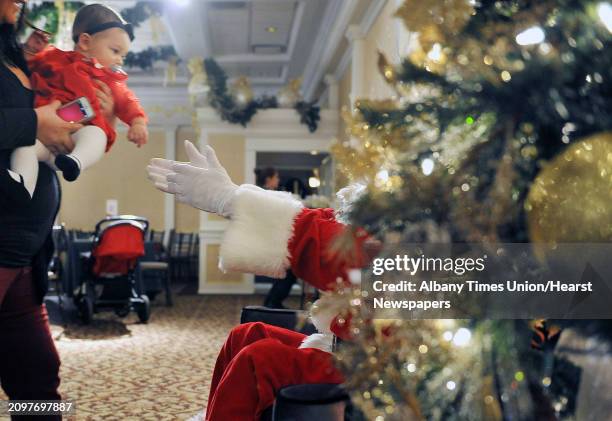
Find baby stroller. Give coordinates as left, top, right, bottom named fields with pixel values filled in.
left=76, top=215, right=151, bottom=324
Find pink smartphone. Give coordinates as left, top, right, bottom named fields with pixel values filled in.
left=56, top=97, right=95, bottom=123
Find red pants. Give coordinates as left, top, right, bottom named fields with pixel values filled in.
left=206, top=322, right=343, bottom=421
left=0, top=267, right=62, bottom=421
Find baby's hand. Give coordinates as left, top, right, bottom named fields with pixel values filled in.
left=128, top=120, right=148, bottom=147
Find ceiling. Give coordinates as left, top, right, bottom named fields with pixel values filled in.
left=163, top=0, right=340, bottom=95
left=53, top=0, right=382, bottom=110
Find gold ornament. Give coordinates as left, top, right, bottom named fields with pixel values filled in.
left=149, top=14, right=165, bottom=44
left=378, top=51, right=397, bottom=84
left=187, top=57, right=209, bottom=105
left=163, top=56, right=178, bottom=87
left=277, top=78, right=302, bottom=108
left=192, top=111, right=201, bottom=143
left=54, top=0, right=75, bottom=50
left=230, top=76, right=253, bottom=107
left=395, top=0, right=474, bottom=53
left=526, top=132, right=612, bottom=243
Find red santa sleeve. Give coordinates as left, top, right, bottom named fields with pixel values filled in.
left=219, top=185, right=368, bottom=289
left=111, top=81, right=147, bottom=125
left=219, top=184, right=369, bottom=345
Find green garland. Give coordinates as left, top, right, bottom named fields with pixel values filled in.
left=204, top=58, right=320, bottom=132
left=27, top=1, right=161, bottom=31
left=120, top=2, right=177, bottom=70
left=124, top=46, right=178, bottom=70
left=120, top=2, right=164, bottom=28
left=26, top=2, right=84, bottom=37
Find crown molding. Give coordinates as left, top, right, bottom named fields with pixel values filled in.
left=196, top=107, right=338, bottom=139
left=304, top=0, right=387, bottom=102
left=302, top=0, right=355, bottom=102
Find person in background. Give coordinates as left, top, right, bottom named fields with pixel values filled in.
left=254, top=166, right=279, bottom=191
left=0, top=0, right=114, bottom=415
left=255, top=167, right=298, bottom=309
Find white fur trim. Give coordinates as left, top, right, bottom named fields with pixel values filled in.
left=219, top=185, right=303, bottom=278
left=298, top=333, right=334, bottom=353
left=309, top=294, right=348, bottom=334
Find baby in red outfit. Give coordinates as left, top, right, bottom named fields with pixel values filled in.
left=10, top=3, right=148, bottom=195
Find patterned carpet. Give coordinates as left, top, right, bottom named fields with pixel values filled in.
left=0, top=292, right=272, bottom=421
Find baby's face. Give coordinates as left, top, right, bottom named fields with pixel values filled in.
left=80, top=27, right=130, bottom=68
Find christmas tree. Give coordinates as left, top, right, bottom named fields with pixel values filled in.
left=329, top=0, right=612, bottom=419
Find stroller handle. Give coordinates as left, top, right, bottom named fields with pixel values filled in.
left=95, top=215, right=149, bottom=237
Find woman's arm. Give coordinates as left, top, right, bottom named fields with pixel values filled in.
left=1, top=60, right=82, bottom=153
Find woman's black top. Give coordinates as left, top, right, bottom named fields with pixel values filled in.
left=0, top=62, right=59, bottom=302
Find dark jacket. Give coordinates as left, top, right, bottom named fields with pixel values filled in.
left=1, top=62, right=59, bottom=303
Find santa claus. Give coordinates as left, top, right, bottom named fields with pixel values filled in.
left=147, top=141, right=369, bottom=421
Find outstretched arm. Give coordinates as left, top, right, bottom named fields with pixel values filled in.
left=147, top=142, right=368, bottom=290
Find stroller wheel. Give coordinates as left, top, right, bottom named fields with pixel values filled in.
left=137, top=294, right=150, bottom=323
left=79, top=296, right=94, bottom=325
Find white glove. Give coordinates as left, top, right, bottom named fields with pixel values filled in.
left=147, top=140, right=238, bottom=218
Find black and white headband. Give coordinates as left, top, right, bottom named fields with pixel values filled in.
left=73, top=21, right=135, bottom=43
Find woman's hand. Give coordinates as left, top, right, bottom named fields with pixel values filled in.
left=23, top=29, right=50, bottom=60
left=94, top=80, right=115, bottom=121
left=35, top=100, right=82, bottom=155
left=147, top=140, right=238, bottom=218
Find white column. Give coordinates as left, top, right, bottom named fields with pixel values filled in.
left=324, top=74, right=339, bottom=110
left=163, top=126, right=176, bottom=246
left=197, top=129, right=210, bottom=226
left=345, top=24, right=366, bottom=107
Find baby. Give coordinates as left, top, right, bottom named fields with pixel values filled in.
left=11, top=3, right=148, bottom=197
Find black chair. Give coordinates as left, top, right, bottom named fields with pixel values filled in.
left=188, top=233, right=199, bottom=283
left=69, top=229, right=94, bottom=241
left=65, top=235, right=93, bottom=298
left=273, top=384, right=349, bottom=421
left=140, top=241, right=172, bottom=306
left=47, top=224, right=69, bottom=324
left=147, top=229, right=165, bottom=245
left=240, top=306, right=317, bottom=335
left=168, top=231, right=194, bottom=283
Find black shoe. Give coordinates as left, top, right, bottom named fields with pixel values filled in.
left=0, top=170, right=31, bottom=204
left=55, top=155, right=81, bottom=182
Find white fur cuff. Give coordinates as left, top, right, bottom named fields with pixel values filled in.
left=219, top=185, right=303, bottom=278
left=298, top=333, right=334, bottom=353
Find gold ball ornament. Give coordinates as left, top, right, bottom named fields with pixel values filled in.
left=187, top=57, right=209, bottom=105
left=230, top=76, right=254, bottom=107
left=526, top=132, right=612, bottom=243
left=277, top=78, right=302, bottom=108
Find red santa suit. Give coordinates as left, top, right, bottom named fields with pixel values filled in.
left=205, top=186, right=367, bottom=421
left=28, top=47, right=146, bottom=151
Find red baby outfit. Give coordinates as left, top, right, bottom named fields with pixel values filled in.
left=29, top=47, right=146, bottom=151
left=205, top=186, right=368, bottom=420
